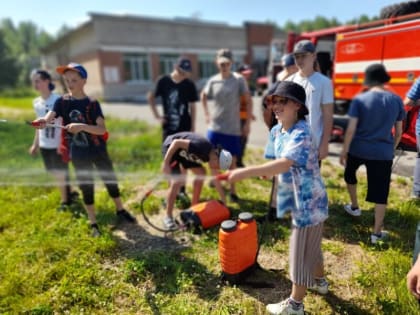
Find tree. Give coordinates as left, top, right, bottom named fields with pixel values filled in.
left=56, top=24, right=73, bottom=38
left=0, top=30, right=19, bottom=90
left=0, top=18, right=54, bottom=87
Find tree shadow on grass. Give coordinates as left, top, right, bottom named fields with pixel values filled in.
left=235, top=266, right=290, bottom=303
left=324, top=200, right=420, bottom=253
left=321, top=291, right=372, bottom=315
left=108, top=217, right=222, bottom=305
left=230, top=195, right=275, bottom=221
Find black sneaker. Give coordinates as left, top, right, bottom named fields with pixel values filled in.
left=256, top=207, right=277, bottom=223
left=267, top=207, right=277, bottom=221
left=57, top=202, right=69, bottom=212
left=91, top=224, right=101, bottom=237
left=176, top=191, right=191, bottom=209
left=229, top=193, right=240, bottom=203
left=116, top=209, right=137, bottom=223
left=69, top=191, right=79, bottom=202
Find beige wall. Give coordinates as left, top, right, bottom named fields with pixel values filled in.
left=42, top=13, right=275, bottom=101
left=92, top=14, right=246, bottom=52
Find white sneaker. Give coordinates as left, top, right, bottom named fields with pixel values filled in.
left=163, top=217, right=177, bottom=230
left=344, top=204, right=361, bottom=216
left=266, top=298, right=304, bottom=315
left=371, top=231, right=389, bottom=244
left=310, top=278, right=329, bottom=295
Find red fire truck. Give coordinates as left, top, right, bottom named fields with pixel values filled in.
left=272, top=11, right=420, bottom=148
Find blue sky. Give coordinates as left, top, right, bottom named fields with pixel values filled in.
left=2, top=0, right=400, bottom=35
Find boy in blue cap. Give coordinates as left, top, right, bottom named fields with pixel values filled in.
left=32, top=62, right=136, bottom=237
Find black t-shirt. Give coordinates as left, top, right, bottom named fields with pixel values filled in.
left=162, top=132, right=213, bottom=168
left=154, top=75, right=198, bottom=134
left=53, top=96, right=106, bottom=159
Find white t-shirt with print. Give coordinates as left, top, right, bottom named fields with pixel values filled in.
left=33, top=93, right=62, bottom=149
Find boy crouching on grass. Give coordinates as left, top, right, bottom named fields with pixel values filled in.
left=226, top=81, right=329, bottom=315
left=32, top=62, right=136, bottom=237
left=161, top=131, right=232, bottom=230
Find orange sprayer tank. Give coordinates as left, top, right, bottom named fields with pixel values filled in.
left=218, top=212, right=258, bottom=283
left=180, top=200, right=230, bottom=229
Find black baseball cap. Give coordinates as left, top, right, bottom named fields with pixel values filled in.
left=293, top=40, right=316, bottom=54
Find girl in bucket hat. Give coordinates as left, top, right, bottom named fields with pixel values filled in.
left=226, top=81, right=329, bottom=315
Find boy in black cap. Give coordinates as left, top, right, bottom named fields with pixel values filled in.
left=148, top=56, right=199, bottom=201
left=32, top=62, right=137, bottom=237
left=226, top=81, right=329, bottom=315
left=148, top=56, right=198, bottom=141
left=340, top=63, right=405, bottom=244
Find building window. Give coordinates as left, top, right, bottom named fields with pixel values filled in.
left=123, top=54, right=150, bottom=82
left=159, top=54, right=179, bottom=75
left=198, top=54, right=217, bottom=79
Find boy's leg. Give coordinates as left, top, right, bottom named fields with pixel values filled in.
left=346, top=184, right=358, bottom=208
left=365, top=159, right=392, bottom=235
left=373, top=204, right=386, bottom=235
left=94, top=151, right=121, bottom=203
left=344, top=154, right=363, bottom=208
left=167, top=180, right=182, bottom=219
left=51, top=169, right=68, bottom=204
left=41, top=148, right=71, bottom=206
left=190, top=167, right=205, bottom=205
left=72, top=158, right=96, bottom=224
left=93, top=152, right=136, bottom=222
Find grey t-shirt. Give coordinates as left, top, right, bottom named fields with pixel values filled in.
left=203, top=72, right=248, bottom=135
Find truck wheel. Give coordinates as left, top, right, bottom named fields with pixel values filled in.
left=379, top=1, right=420, bottom=19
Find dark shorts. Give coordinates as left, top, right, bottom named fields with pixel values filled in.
left=161, top=148, right=202, bottom=174
left=40, top=148, right=68, bottom=172
left=207, top=130, right=241, bottom=157
left=344, top=153, right=392, bottom=204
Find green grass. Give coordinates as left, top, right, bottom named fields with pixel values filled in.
left=1, top=103, right=420, bottom=314
left=0, top=96, right=35, bottom=110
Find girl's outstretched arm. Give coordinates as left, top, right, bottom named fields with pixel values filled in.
left=227, top=157, right=293, bottom=183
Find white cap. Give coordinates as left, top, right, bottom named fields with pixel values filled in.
left=219, top=149, right=232, bottom=170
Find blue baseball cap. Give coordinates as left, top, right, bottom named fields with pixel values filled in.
left=281, top=53, right=295, bottom=67
left=56, top=62, right=88, bottom=79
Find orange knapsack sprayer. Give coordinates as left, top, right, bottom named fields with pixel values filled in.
left=218, top=212, right=258, bottom=284
left=180, top=200, right=230, bottom=230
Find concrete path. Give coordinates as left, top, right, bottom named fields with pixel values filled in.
left=101, top=96, right=416, bottom=178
